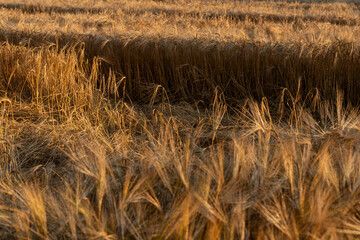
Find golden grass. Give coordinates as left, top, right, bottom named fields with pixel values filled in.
left=0, top=41, right=359, bottom=240
left=0, top=1, right=358, bottom=43
left=2, top=31, right=359, bottom=104
left=0, top=0, right=358, bottom=104
left=0, top=0, right=360, bottom=239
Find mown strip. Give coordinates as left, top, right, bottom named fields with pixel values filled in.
left=0, top=30, right=359, bottom=105
left=151, top=8, right=359, bottom=26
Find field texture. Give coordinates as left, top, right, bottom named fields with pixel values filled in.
left=0, top=0, right=360, bottom=239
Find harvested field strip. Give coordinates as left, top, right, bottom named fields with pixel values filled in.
left=0, top=7, right=358, bottom=45
left=1, top=30, right=359, bottom=105
left=0, top=3, right=358, bottom=26
left=150, top=10, right=360, bottom=26
left=0, top=0, right=356, bottom=15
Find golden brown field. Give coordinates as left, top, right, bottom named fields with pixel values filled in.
left=0, top=0, right=360, bottom=239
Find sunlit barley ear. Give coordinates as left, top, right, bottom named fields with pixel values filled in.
left=14, top=183, right=48, bottom=239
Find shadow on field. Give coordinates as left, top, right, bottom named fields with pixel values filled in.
left=0, top=3, right=105, bottom=14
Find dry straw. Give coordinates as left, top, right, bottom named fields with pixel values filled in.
left=0, top=0, right=359, bottom=239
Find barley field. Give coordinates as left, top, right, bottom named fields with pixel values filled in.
left=0, top=0, right=360, bottom=239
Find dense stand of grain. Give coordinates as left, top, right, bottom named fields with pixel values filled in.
left=0, top=0, right=360, bottom=239
left=0, top=0, right=359, bottom=103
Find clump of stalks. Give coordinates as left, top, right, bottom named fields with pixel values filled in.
left=0, top=42, right=360, bottom=240
left=3, top=31, right=360, bottom=105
